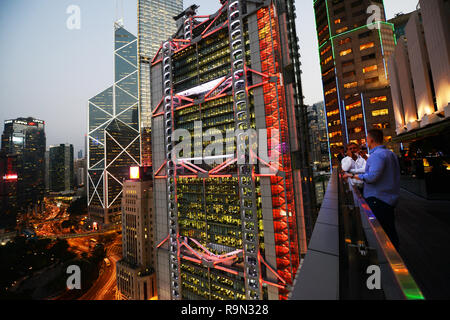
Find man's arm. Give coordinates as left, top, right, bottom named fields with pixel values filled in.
left=358, top=154, right=385, bottom=184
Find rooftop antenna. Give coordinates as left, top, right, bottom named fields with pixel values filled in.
left=114, top=0, right=124, bottom=28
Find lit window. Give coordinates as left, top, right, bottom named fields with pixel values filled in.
left=322, top=56, right=333, bottom=65
left=370, top=96, right=387, bottom=104
left=340, top=48, right=352, bottom=56
left=344, top=81, right=358, bottom=89
left=339, top=37, right=351, bottom=45
left=336, top=27, right=349, bottom=34
left=372, top=109, right=389, bottom=117
left=325, top=87, right=337, bottom=96
left=321, top=46, right=331, bottom=56
left=363, top=65, right=378, bottom=73
left=326, top=98, right=337, bottom=107
left=360, top=42, right=375, bottom=51
left=350, top=114, right=363, bottom=121
left=346, top=101, right=361, bottom=110
left=329, top=131, right=342, bottom=138
left=335, top=18, right=342, bottom=24
left=327, top=109, right=339, bottom=117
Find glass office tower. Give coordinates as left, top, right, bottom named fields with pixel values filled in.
left=138, top=0, right=183, bottom=167
left=48, top=144, right=74, bottom=193
left=151, top=0, right=314, bottom=300
left=87, top=22, right=140, bottom=226
left=313, top=0, right=398, bottom=164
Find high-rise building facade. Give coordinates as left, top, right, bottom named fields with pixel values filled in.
left=307, top=102, right=331, bottom=171
left=117, top=166, right=156, bottom=300
left=1, top=118, right=46, bottom=212
left=313, top=0, right=397, bottom=162
left=87, top=22, right=140, bottom=226
left=387, top=1, right=450, bottom=200
left=0, top=151, right=18, bottom=230
left=48, top=144, right=74, bottom=193
left=388, top=0, right=450, bottom=134
left=138, top=0, right=183, bottom=167
left=74, top=158, right=86, bottom=187
left=151, top=0, right=314, bottom=300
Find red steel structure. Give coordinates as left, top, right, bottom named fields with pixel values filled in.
left=151, top=0, right=314, bottom=300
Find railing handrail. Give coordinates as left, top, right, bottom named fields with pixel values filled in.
left=349, top=181, right=425, bottom=300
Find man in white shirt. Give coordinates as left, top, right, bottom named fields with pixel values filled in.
left=341, top=143, right=367, bottom=189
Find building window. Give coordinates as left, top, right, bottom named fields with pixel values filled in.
left=343, top=71, right=356, bottom=78
left=344, top=81, right=358, bottom=89
left=340, top=48, right=352, bottom=56
left=329, top=131, right=342, bottom=138
left=325, top=87, right=337, bottom=96
left=364, top=77, right=378, bottom=85
left=339, top=37, right=351, bottom=45
left=327, top=109, right=339, bottom=117
left=370, top=96, right=387, bottom=104
left=350, top=114, right=363, bottom=121
left=362, top=65, right=378, bottom=73
left=321, top=45, right=331, bottom=56
left=326, top=98, right=338, bottom=107
left=322, top=56, right=333, bottom=65
left=373, top=122, right=390, bottom=129
left=372, top=109, right=389, bottom=117
left=342, top=59, right=354, bottom=68
left=336, top=26, right=349, bottom=34
left=346, top=101, right=361, bottom=110
left=360, top=42, right=375, bottom=51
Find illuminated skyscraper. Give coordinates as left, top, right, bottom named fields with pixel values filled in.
left=0, top=151, right=18, bottom=229
left=313, top=0, right=398, bottom=163
left=151, top=0, right=314, bottom=300
left=1, top=118, right=46, bottom=213
left=87, top=22, right=140, bottom=226
left=138, top=0, right=183, bottom=166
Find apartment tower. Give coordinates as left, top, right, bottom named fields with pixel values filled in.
left=313, top=0, right=397, bottom=162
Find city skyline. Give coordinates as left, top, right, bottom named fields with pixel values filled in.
left=0, top=0, right=419, bottom=152
left=0, top=0, right=449, bottom=303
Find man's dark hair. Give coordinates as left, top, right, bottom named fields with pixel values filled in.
left=368, top=129, right=384, bottom=144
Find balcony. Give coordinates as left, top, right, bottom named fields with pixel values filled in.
left=290, top=167, right=450, bottom=300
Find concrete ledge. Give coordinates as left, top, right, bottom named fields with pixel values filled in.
left=290, top=171, right=339, bottom=300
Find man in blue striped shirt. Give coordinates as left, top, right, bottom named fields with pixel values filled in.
left=344, top=129, right=401, bottom=249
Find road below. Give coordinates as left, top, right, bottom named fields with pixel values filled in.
left=78, top=236, right=122, bottom=300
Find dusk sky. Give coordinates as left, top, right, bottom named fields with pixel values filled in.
left=0, top=0, right=419, bottom=152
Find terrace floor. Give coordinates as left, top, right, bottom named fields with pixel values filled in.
left=396, top=188, right=450, bottom=299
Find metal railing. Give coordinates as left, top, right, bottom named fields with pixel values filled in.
left=347, top=175, right=425, bottom=300
left=290, top=168, right=425, bottom=300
